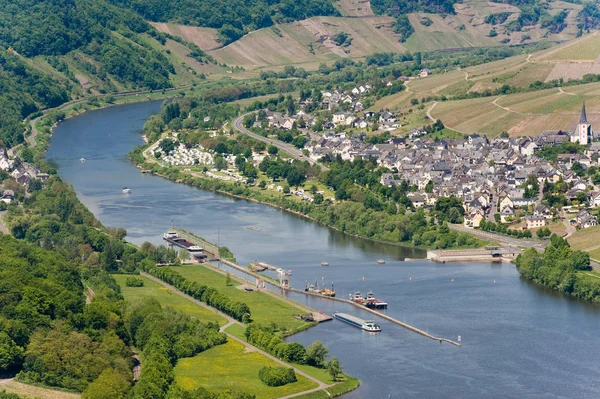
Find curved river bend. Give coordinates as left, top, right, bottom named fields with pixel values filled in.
left=48, top=101, right=600, bottom=399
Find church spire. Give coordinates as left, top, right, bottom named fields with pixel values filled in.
left=580, top=101, right=588, bottom=124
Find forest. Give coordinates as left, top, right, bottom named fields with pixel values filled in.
left=516, top=235, right=600, bottom=302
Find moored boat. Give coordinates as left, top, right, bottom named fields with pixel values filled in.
left=364, top=290, right=388, bottom=308
left=333, top=312, right=381, bottom=332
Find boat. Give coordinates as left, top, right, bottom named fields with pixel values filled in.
left=321, top=262, right=329, bottom=266
left=247, top=226, right=261, bottom=231
left=122, top=187, right=132, bottom=194
left=305, top=279, right=335, bottom=297
left=364, top=290, right=388, bottom=308
left=80, top=157, right=85, bottom=163
left=377, top=259, right=385, bottom=264
left=321, top=282, right=336, bottom=297
left=349, top=291, right=365, bottom=304
left=333, top=312, right=381, bottom=332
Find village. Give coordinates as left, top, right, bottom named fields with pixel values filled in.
left=245, top=84, right=600, bottom=236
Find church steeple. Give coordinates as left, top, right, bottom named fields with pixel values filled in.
left=580, top=101, right=588, bottom=124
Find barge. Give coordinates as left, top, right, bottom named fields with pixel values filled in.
left=333, top=312, right=381, bottom=332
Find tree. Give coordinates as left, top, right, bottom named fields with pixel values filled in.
left=306, top=341, right=328, bottom=368
left=82, top=368, right=130, bottom=399
left=283, top=342, right=306, bottom=364
left=0, top=332, right=23, bottom=372
left=287, top=168, right=305, bottom=188
left=225, top=272, right=232, bottom=286
left=214, top=155, right=227, bottom=171
left=326, top=357, right=342, bottom=381
left=283, top=184, right=290, bottom=194
left=268, top=145, right=278, bottom=155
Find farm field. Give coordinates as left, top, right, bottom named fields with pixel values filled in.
left=166, top=264, right=309, bottom=331
left=150, top=22, right=221, bottom=51
left=0, top=380, right=80, bottom=399
left=430, top=80, right=600, bottom=136
left=538, top=33, right=600, bottom=61
left=174, top=340, right=317, bottom=398
left=113, top=274, right=227, bottom=325
left=336, top=0, right=374, bottom=16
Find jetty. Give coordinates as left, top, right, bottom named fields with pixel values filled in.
left=164, top=228, right=460, bottom=346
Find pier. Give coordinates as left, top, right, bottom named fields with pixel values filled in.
left=165, top=228, right=461, bottom=347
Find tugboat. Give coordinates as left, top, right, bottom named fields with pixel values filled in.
left=364, top=290, right=388, bottom=309
left=333, top=312, right=381, bottom=332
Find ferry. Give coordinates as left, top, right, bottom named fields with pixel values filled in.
left=364, top=290, right=388, bottom=309
left=333, top=312, right=381, bottom=332
left=122, top=187, right=132, bottom=194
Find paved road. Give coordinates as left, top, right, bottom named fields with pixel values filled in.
left=232, top=113, right=329, bottom=171
left=140, top=272, right=332, bottom=395
left=450, top=224, right=547, bottom=251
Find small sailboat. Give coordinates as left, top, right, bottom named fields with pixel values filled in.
left=122, top=187, right=132, bottom=194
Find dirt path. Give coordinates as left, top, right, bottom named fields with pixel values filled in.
left=85, top=286, right=95, bottom=304
left=0, top=211, right=8, bottom=235
left=558, top=87, right=577, bottom=96
left=139, top=272, right=332, bottom=393
left=0, top=378, right=14, bottom=385
left=426, top=101, right=438, bottom=121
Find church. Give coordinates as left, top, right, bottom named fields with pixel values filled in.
left=571, top=102, right=593, bottom=145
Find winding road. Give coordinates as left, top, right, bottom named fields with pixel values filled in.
left=232, top=113, right=328, bottom=171
left=139, top=272, right=333, bottom=398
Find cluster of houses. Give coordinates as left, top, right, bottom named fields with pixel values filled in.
left=305, top=104, right=600, bottom=232
left=0, top=148, right=49, bottom=204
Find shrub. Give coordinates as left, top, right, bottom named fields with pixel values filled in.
left=258, top=366, right=297, bottom=387
left=125, top=277, right=144, bottom=287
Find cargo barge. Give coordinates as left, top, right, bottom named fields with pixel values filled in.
left=333, top=312, right=381, bottom=332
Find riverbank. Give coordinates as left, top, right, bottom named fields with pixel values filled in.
left=130, top=138, right=487, bottom=255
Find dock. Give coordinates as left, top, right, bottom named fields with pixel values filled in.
left=223, top=259, right=460, bottom=346
left=287, top=287, right=461, bottom=347
left=164, top=228, right=460, bottom=346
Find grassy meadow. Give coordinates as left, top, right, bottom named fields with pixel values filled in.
left=113, top=274, right=227, bottom=325
left=174, top=340, right=317, bottom=398
left=166, top=264, right=309, bottom=331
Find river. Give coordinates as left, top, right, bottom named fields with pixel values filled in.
left=47, top=101, right=600, bottom=399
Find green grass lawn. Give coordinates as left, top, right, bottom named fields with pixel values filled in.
left=167, top=265, right=307, bottom=331
left=113, top=274, right=226, bottom=325
left=225, top=323, right=247, bottom=341
left=567, top=225, right=600, bottom=251
left=174, top=340, right=317, bottom=398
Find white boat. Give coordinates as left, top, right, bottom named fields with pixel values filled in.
left=321, top=262, right=329, bottom=266
left=122, top=187, right=132, bottom=194
left=377, top=259, right=385, bottom=264
left=80, top=157, right=85, bottom=163
left=333, top=312, right=381, bottom=332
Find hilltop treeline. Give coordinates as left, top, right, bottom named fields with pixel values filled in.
left=372, top=0, right=457, bottom=15
left=108, top=0, right=339, bottom=44
left=516, top=235, right=600, bottom=302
